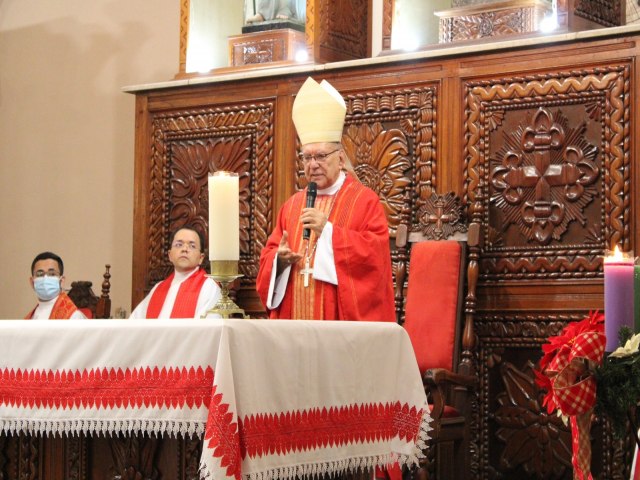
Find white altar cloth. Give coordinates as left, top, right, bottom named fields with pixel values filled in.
left=0, top=318, right=429, bottom=480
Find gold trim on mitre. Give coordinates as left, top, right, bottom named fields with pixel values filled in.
left=292, top=77, right=346, bottom=146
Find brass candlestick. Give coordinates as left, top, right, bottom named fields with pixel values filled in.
left=203, top=260, right=249, bottom=319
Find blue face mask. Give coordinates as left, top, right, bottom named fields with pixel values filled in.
left=34, top=277, right=61, bottom=301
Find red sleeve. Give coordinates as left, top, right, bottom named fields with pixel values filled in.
left=332, top=185, right=396, bottom=322
left=256, top=194, right=304, bottom=318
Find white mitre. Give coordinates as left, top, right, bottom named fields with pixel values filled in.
left=292, top=77, right=347, bottom=145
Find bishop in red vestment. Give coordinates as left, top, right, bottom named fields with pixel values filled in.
left=256, top=77, right=395, bottom=322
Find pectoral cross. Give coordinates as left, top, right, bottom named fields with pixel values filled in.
left=300, top=256, right=313, bottom=287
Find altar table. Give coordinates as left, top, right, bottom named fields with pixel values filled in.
left=0, top=319, right=430, bottom=480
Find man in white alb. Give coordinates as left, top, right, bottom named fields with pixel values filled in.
left=130, top=226, right=221, bottom=319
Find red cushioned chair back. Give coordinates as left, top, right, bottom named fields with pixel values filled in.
left=403, top=241, right=465, bottom=375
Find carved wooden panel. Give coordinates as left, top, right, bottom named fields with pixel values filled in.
left=0, top=434, right=42, bottom=479
left=177, top=0, right=189, bottom=77
left=228, top=29, right=306, bottom=66
left=575, top=0, right=625, bottom=26
left=316, top=0, right=370, bottom=61
left=439, top=3, right=549, bottom=43
left=146, top=103, right=274, bottom=312
left=382, top=0, right=393, bottom=50
left=464, top=64, right=631, bottom=282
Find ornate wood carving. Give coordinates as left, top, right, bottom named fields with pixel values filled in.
left=412, top=192, right=467, bottom=240
left=15, top=434, right=40, bottom=480
left=147, top=104, right=274, bottom=300
left=575, top=0, right=625, bottom=26
left=178, top=0, right=190, bottom=77
left=464, top=64, right=631, bottom=282
left=65, top=435, right=86, bottom=480
left=181, top=436, right=203, bottom=480
left=438, top=2, right=549, bottom=43
left=109, top=435, right=160, bottom=480
left=228, top=29, right=306, bottom=66
left=382, top=0, right=393, bottom=50
left=316, top=0, right=370, bottom=61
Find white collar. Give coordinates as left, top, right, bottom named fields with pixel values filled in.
left=173, top=266, right=200, bottom=283
left=318, top=171, right=346, bottom=195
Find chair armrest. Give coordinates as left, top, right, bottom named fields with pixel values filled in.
left=423, top=368, right=477, bottom=388
left=423, top=368, right=478, bottom=422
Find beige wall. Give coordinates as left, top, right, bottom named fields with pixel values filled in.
left=0, top=0, right=179, bottom=318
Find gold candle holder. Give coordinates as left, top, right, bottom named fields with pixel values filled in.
left=203, top=260, right=249, bottom=319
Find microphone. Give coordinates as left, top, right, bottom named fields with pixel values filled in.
left=303, top=181, right=317, bottom=240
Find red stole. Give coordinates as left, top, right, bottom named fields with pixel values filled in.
left=25, top=292, right=79, bottom=319
left=146, top=268, right=207, bottom=319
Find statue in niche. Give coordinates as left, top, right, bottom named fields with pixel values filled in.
left=245, top=0, right=306, bottom=25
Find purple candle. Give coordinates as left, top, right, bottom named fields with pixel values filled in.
left=604, top=247, right=635, bottom=351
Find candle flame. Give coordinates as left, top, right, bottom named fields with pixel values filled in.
left=612, top=245, right=622, bottom=260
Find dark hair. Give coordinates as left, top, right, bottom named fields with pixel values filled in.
left=170, top=225, right=205, bottom=252
left=31, top=251, right=64, bottom=275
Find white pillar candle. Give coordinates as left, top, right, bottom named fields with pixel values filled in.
left=208, top=172, right=239, bottom=261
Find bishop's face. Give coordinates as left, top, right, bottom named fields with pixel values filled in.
left=301, top=142, right=345, bottom=190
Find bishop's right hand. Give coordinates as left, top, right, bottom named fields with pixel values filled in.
left=276, top=231, right=303, bottom=272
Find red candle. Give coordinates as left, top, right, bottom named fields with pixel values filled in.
left=604, top=247, right=635, bottom=351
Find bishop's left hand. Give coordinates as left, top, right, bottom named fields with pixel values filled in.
left=301, top=207, right=328, bottom=236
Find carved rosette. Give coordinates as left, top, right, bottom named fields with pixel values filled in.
left=464, top=65, right=630, bottom=281
left=413, top=192, right=467, bottom=240
left=148, top=104, right=274, bottom=290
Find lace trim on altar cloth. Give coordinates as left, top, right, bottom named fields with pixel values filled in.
left=199, top=400, right=431, bottom=480
left=0, top=419, right=206, bottom=438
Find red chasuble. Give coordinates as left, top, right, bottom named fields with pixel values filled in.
left=146, top=268, right=207, bottom=319
left=257, top=174, right=395, bottom=322
left=24, top=292, right=80, bottom=319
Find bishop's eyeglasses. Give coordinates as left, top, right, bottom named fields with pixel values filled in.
left=299, top=149, right=341, bottom=164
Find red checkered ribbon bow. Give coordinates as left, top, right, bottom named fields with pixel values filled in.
left=536, top=312, right=605, bottom=480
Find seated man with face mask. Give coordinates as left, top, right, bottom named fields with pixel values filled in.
left=25, top=251, right=86, bottom=319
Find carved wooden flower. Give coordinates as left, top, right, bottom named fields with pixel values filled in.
left=494, top=361, right=572, bottom=478
left=343, top=123, right=411, bottom=229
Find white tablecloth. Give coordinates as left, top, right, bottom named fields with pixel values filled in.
left=0, top=318, right=430, bottom=480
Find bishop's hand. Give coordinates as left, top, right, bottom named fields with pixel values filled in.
left=276, top=231, right=303, bottom=272
left=300, top=207, right=328, bottom=236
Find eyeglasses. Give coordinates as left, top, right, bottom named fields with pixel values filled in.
left=299, top=149, right=341, bottom=164
left=171, top=241, right=200, bottom=251
left=33, top=269, right=60, bottom=278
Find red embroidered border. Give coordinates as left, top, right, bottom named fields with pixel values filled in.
left=238, top=402, right=423, bottom=459
left=0, top=366, right=214, bottom=409
left=205, top=387, right=242, bottom=480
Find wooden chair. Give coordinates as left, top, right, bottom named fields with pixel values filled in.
left=67, top=264, right=112, bottom=319
left=394, top=193, right=480, bottom=480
